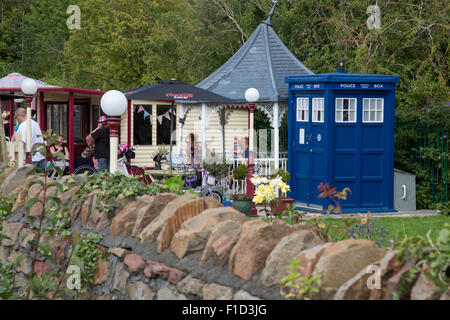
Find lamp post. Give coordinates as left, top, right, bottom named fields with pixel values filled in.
left=245, top=88, right=259, bottom=217
left=20, top=79, right=38, bottom=164
left=100, top=90, right=127, bottom=173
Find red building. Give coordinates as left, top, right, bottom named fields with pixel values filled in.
left=0, top=73, right=105, bottom=172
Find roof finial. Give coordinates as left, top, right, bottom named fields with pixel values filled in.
left=263, top=0, right=277, bottom=26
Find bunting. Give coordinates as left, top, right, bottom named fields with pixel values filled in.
left=163, top=112, right=171, bottom=120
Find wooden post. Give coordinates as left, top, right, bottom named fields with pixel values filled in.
left=0, top=106, right=7, bottom=164
left=202, top=103, right=207, bottom=161
left=39, top=92, right=46, bottom=132
left=246, top=103, right=257, bottom=217
left=68, top=92, right=74, bottom=173
left=273, top=102, right=279, bottom=170
left=9, top=100, right=14, bottom=138
left=127, top=99, right=131, bottom=146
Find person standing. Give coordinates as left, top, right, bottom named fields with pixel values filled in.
left=87, top=116, right=110, bottom=172
left=14, top=108, right=45, bottom=169
left=3, top=111, right=10, bottom=141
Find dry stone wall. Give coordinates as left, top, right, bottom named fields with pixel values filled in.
left=0, top=167, right=448, bottom=300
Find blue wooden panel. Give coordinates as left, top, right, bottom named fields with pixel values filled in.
left=294, top=175, right=308, bottom=203
left=361, top=181, right=383, bottom=207
left=334, top=126, right=357, bottom=149
left=361, top=154, right=383, bottom=177
left=334, top=154, right=356, bottom=178
left=362, top=126, right=383, bottom=149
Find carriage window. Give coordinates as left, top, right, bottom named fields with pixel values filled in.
left=363, top=98, right=383, bottom=123
left=335, top=98, right=356, bottom=123
left=296, top=98, right=309, bottom=122
left=47, top=104, right=67, bottom=140
left=133, top=104, right=152, bottom=145
left=312, top=98, right=324, bottom=123
left=74, top=105, right=85, bottom=143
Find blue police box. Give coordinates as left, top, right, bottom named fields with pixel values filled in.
left=285, top=67, right=400, bottom=213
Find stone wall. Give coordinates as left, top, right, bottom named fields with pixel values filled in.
left=0, top=167, right=447, bottom=300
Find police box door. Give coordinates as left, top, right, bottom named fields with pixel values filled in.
left=293, top=96, right=325, bottom=206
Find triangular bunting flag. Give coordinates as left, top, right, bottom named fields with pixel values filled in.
left=157, top=115, right=163, bottom=124
left=163, top=112, right=171, bottom=120
left=143, top=110, right=150, bottom=119
left=137, top=105, right=145, bottom=113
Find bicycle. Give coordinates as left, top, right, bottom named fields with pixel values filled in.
left=72, top=144, right=149, bottom=183
left=183, top=165, right=223, bottom=203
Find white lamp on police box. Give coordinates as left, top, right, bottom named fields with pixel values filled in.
left=244, top=88, right=259, bottom=217
left=20, top=79, right=38, bottom=164
left=100, top=90, right=127, bottom=173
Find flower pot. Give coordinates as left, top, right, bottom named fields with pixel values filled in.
left=271, top=198, right=295, bottom=216
left=232, top=197, right=253, bottom=217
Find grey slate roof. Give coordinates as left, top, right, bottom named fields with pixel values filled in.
left=196, top=16, right=313, bottom=103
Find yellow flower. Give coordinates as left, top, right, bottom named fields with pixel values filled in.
left=250, top=175, right=262, bottom=186
left=280, top=183, right=290, bottom=194
left=253, top=195, right=264, bottom=204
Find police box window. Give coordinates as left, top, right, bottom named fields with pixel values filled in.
left=134, top=104, right=152, bottom=145
left=312, top=98, right=324, bottom=123
left=335, top=98, right=356, bottom=123
left=296, top=97, right=308, bottom=122
left=363, top=98, right=383, bottom=123
left=157, top=105, right=176, bottom=145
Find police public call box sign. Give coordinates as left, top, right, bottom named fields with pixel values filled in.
left=286, top=71, right=400, bottom=213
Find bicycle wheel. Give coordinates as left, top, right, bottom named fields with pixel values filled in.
left=73, top=165, right=96, bottom=176
left=129, top=165, right=147, bottom=183
left=208, top=191, right=222, bottom=203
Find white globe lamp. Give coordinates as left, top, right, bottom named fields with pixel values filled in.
left=245, top=88, right=259, bottom=103
left=21, top=79, right=38, bottom=96
left=100, top=90, right=127, bottom=116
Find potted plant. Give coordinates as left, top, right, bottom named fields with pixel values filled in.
left=270, top=169, right=294, bottom=216
left=231, top=164, right=252, bottom=216
left=250, top=173, right=292, bottom=220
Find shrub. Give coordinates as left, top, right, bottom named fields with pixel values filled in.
left=270, top=168, right=290, bottom=183
left=232, top=164, right=248, bottom=180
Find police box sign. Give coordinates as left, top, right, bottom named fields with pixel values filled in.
left=292, top=83, right=393, bottom=90
left=293, top=83, right=323, bottom=90
left=333, top=83, right=393, bottom=90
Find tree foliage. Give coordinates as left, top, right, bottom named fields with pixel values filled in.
left=0, top=0, right=447, bottom=117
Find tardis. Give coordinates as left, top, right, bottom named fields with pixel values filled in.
left=286, top=68, right=400, bottom=213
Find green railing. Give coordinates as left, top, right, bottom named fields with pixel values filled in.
left=395, top=120, right=448, bottom=205
left=255, top=125, right=288, bottom=154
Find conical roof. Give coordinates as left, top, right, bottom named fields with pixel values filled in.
left=197, top=6, right=313, bottom=103
left=0, top=72, right=57, bottom=89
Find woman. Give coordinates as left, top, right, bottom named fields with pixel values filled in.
left=50, top=135, right=70, bottom=174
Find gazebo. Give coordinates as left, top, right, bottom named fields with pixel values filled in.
left=0, top=72, right=105, bottom=172
left=194, top=1, right=313, bottom=171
